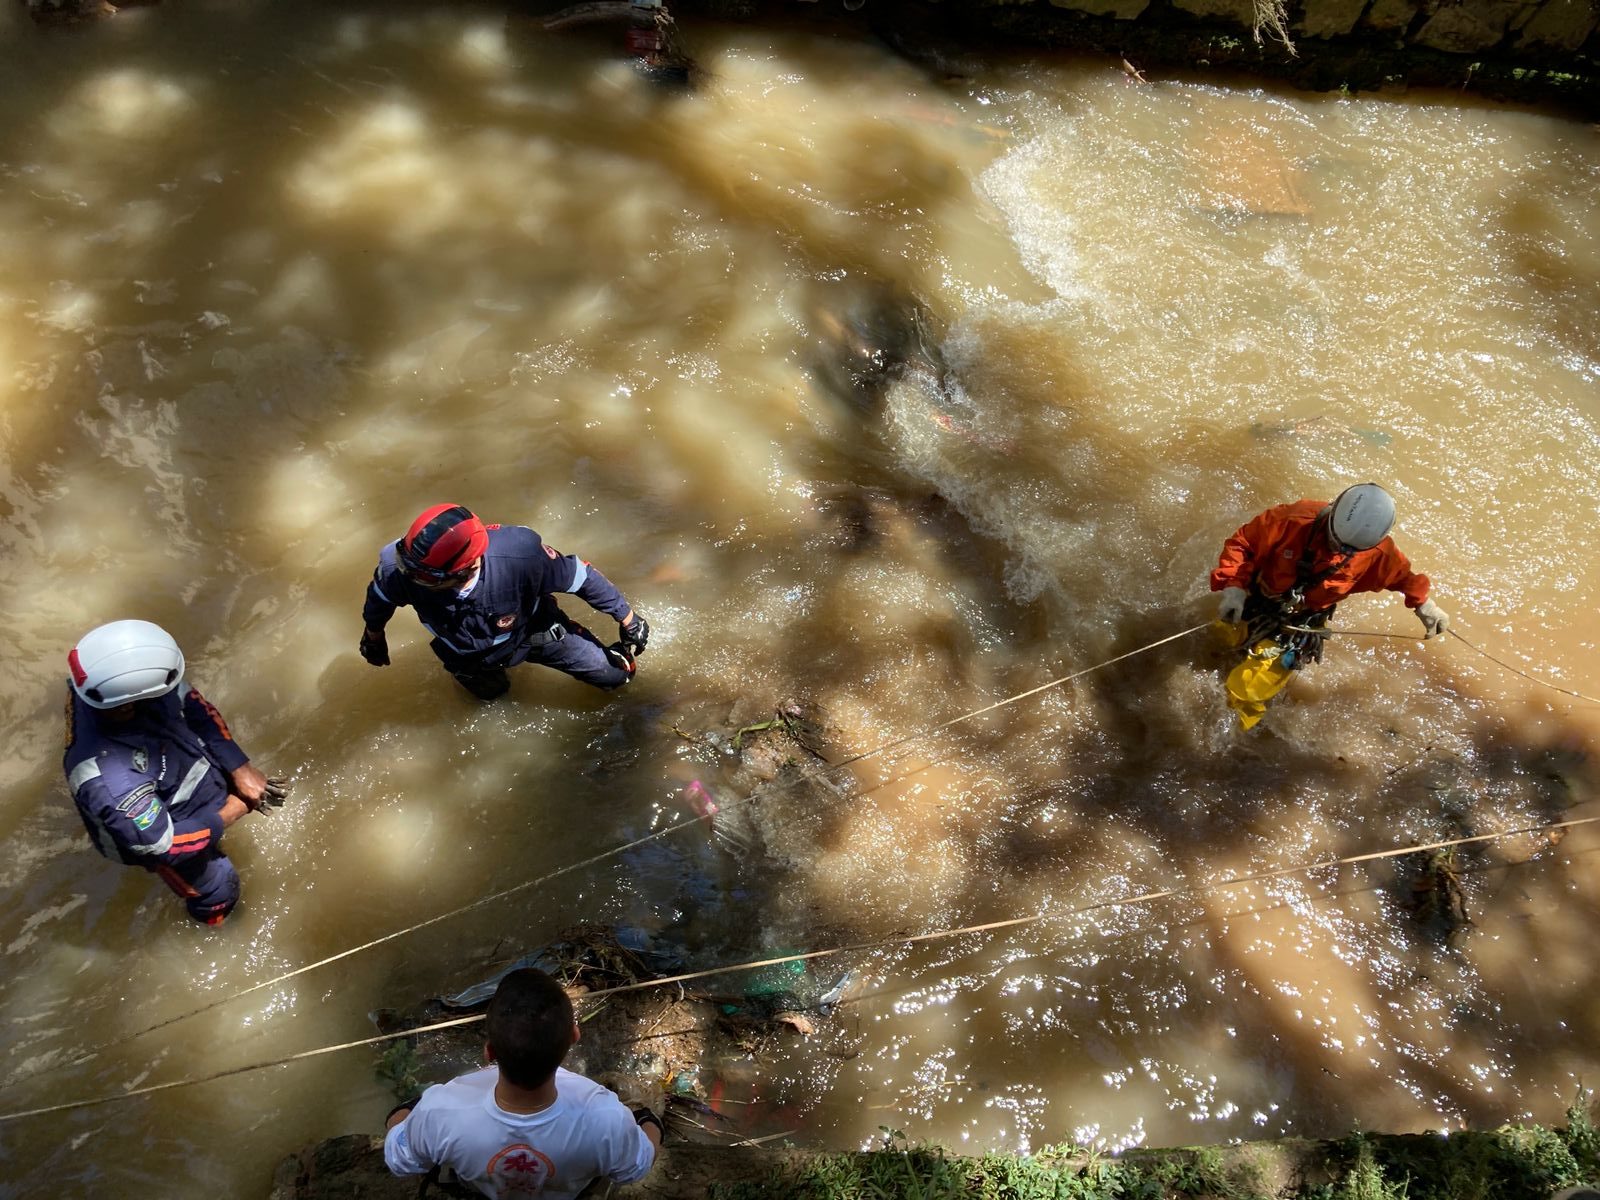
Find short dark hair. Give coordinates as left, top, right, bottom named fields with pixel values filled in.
left=485, top=968, right=576, bottom=1089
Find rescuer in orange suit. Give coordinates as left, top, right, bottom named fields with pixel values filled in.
left=1210, top=483, right=1449, bottom=662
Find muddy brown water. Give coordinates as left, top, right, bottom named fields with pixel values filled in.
left=1, top=2, right=1598, bottom=1194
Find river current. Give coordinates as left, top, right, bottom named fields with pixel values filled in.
left=1, top=2, right=1597, bottom=1195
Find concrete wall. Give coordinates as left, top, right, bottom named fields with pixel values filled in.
left=851, top=0, right=1600, bottom=56
left=690, top=0, right=1598, bottom=110
left=1038, top=0, right=1600, bottom=55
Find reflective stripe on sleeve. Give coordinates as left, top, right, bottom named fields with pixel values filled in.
left=126, top=819, right=175, bottom=858
left=563, top=559, right=589, bottom=594
left=171, top=759, right=213, bottom=808
left=68, top=758, right=103, bottom=795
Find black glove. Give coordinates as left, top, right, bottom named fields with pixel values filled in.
left=619, top=613, right=650, bottom=657
left=632, top=1105, right=665, bottom=1141
left=604, top=643, right=639, bottom=676
left=360, top=627, right=390, bottom=666
left=246, top=778, right=292, bottom=815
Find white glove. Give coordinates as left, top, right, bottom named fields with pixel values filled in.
left=1217, top=587, right=1249, bottom=624
left=1416, top=598, right=1449, bottom=638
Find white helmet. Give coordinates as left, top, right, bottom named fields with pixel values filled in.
left=1327, top=483, right=1396, bottom=552
left=68, top=620, right=185, bottom=709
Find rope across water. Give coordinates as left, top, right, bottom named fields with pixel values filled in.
left=0, top=621, right=1211, bottom=1093
left=3, top=615, right=1589, bottom=1108
left=1285, top=625, right=1600, bottom=704
left=1, top=813, right=1592, bottom=1124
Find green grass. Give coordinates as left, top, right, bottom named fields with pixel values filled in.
left=707, top=1099, right=1600, bottom=1200
left=710, top=1130, right=1264, bottom=1199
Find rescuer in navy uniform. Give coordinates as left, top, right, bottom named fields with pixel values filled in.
left=359, top=503, right=651, bottom=700
left=62, top=620, right=289, bottom=925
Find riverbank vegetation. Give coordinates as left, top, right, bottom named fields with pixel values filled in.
left=708, top=1094, right=1600, bottom=1199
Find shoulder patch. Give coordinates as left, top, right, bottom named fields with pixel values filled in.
left=116, top=781, right=158, bottom=813
left=132, top=748, right=149, bottom=773
left=131, top=797, right=163, bottom=831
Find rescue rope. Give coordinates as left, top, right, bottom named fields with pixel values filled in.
left=1, top=622, right=1211, bottom=1093
left=1, top=812, right=1592, bottom=1125
left=1446, top=627, right=1600, bottom=705
left=1285, top=624, right=1600, bottom=705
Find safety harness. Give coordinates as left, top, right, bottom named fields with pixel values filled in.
left=1242, top=516, right=1352, bottom=669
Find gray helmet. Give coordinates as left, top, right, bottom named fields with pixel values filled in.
left=69, top=620, right=185, bottom=709
left=1327, top=483, right=1396, bottom=552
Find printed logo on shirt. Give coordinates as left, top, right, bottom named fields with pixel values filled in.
left=116, top=782, right=157, bottom=813
left=132, top=797, right=163, bottom=831
left=495, top=613, right=517, bottom=629
left=132, top=749, right=149, bottom=774
left=486, top=1143, right=556, bottom=1193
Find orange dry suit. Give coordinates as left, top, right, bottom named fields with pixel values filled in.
left=1210, top=498, right=1430, bottom=614
left=1209, top=499, right=1430, bottom=728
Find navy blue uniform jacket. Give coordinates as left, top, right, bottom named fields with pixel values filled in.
left=63, top=685, right=249, bottom=868
left=361, top=524, right=630, bottom=667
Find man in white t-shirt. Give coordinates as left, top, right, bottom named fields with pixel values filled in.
left=384, top=968, right=661, bottom=1198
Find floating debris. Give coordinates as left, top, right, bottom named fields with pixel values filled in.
left=1406, top=846, right=1473, bottom=943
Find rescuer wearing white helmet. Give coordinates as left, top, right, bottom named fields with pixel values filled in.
left=62, top=620, right=290, bottom=925
left=1210, top=483, right=1449, bottom=650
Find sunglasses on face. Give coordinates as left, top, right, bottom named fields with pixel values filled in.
left=401, top=558, right=477, bottom=586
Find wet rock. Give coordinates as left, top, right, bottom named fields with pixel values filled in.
left=1054, top=0, right=1155, bottom=20
left=1517, top=0, right=1600, bottom=49
left=681, top=0, right=1599, bottom=113
left=532, top=0, right=699, bottom=87
left=25, top=0, right=119, bottom=22
left=1360, top=0, right=1421, bottom=31
left=806, top=278, right=949, bottom=417
left=1413, top=0, right=1528, bottom=52
left=355, top=926, right=854, bottom=1148
left=1297, top=0, right=1369, bottom=38
left=269, top=1135, right=409, bottom=1200
left=1170, top=0, right=1260, bottom=25
left=868, top=1, right=995, bottom=75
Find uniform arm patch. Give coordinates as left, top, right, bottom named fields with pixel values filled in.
left=131, top=796, right=164, bottom=831
left=116, top=782, right=157, bottom=814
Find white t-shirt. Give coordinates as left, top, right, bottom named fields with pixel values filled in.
left=384, top=1066, right=655, bottom=1198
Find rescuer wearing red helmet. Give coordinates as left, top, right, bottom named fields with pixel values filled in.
left=359, top=504, right=651, bottom=700
left=1211, top=483, right=1449, bottom=661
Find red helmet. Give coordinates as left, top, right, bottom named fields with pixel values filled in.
left=399, top=504, right=488, bottom=581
